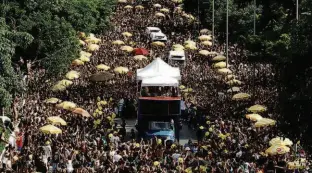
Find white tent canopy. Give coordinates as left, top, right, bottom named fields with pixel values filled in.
left=141, top=76, right=178, bottom=87
left=136, top=58, right=181, bottom=80
left=169, top=50, right=186, bottom=61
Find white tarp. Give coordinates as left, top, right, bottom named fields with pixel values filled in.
left=169, top=51, right=186, bottom=61
left=136, top=58, right=181, bottom=80
left=141, top=75, right=179, bottom=87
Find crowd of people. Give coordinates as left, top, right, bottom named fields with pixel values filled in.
left=0, top=0, right=309, bottom=172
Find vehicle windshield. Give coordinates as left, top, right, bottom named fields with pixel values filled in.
left=149, top=122, right=171, bottom=130
left=151, top=29, right=160, bottom=33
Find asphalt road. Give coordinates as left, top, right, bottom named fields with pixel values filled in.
left=115, top=118, right=196, bottom=145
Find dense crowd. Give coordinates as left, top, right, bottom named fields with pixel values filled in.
left=0, top=0, right=309, bottom=172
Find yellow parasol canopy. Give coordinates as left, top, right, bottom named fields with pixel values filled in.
left=56, top=80, right=73, bottom=87
left=112, top=40, right=125, bottom=45
left=51, top=84, right=66, bottom=92
left=134, top=55, right=148, bottom=60
left=135, top=5, right=144, bottom=9
left=87, top=44, right=100, bottom=52
left=172, top=0, right=183, bottom=3
left=198, top=35, right=212, bottom=41
left=44, top=98, right=61, bottom=104
left=122, top=32, right=132, bottom=37
left=184, top=40, right=196, bottom=45
left=72, top=59, right=84, bottom=66
left=65, top=71, right=80, bottom=80
left=40, top=125, right=62, bottom=134
left=124, top=5, right=133, bottom=9
left=118, top=0, right=127, bottom=3
left=225, top=74, right=236, bottom=80
left=287, top=159, right=307, bottom=170
left=80, top=51, right=92, bottom=58
left=201, top=41, right=212, bottom=46
left=153, top=4, right=162, bottom=8
left=57, top=101, right=77, bottom=110
left=269, top=137, right=293, bottom=146
left=114, top=67, right=129, bottom=74
left=184, top=44, right=197, bottom=50
left=265, top=144, right=290, bottom=155
left=72, top=108, right=91, bottom=117
left=155, top=12, right=165, bottom=17
left=226, top=79, right=243, bottom=85
left=212, top=62, right=227, bottom=68
left=232, top=93, right=251, bottom=101
left=255, top=118, right=276, bottom=128
left=247, top=104, right=267, bottom=113
left=47, top=116, right=67, bottom=126
left=217, top=68, right=232, bottom=74
left=179, top=85, right=186, bottom=89
left=79, top=56, right=90, bottom=62
left=96, top=64, right=110, bottom=70
left=246, top=114, right=263, bottom=121
left=172, top=44, right=184, bottom=50
left=79, top=40, right=85, bottom=46
left=200, top=29, right=210, bottom=34
left=160, top=8, right=170, bottom=13
left=120, top=45, right=134, bottom=52
left=212, top=55, right=226, bottom=61
left=198, top=50, right=210, bottom=56
left=151, top=41, right=165, bottom=47
left=85, top=36, right=101, bottom=44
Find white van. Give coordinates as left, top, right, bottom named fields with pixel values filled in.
left=168, top=50, right=186, bottom=66
left=150, top=32, right=168, bottom=42
left=146, top=27, right=162, bottom=35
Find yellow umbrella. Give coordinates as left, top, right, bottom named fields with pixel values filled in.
left=65, top=70, right=80, bottom=80
left=40, top=125, right=62, bottom=134
left=225, top=74, right=236, bottom=80
left=247, top=104, right=267, bottom=113
left=71, top=59, right=84, bottom=66
left=287, top=159, right=307, bottom=170
left=114, top=67, right=129, bottom=74
left=57, top=80, right=73, bottom=87
left=87, top=44, right=100, bottom=52
left=118, top=0, right=127, bottom=3
left=47, top=116, right=67, bottom=126
left=160, top=8, right=170, bottom=13
left=198, top=35, right=212, bottom=41
left=186, top=14, right=195, bottom=21
left=172, top=0, right=183, bottom=3
left=85, top=37, right=101, bottom=44
left=265, top=145, right=290, bottom=155
left=174, top=47, right=184, bottom=51
left=184, top=40, right=196, bottom=45
left=185, top=44, right=197, bottom=50
left=80, top=51, right=92, bottom=58
left=72, top=108, right=91, bottom=117
left=226, top=79, right=242, bottom=85
left=212, top=55, right=226, bottom=61
left=134, top=55, right=148, bottom=60
left=51, top=84, right=67, bottom=92
left=96, top=64, right=110, bottom=70
left=246, top=114, right=263, bottom=121
left=120, top=45, right=134, bottom=52
left=122, top=32, right=132, bottom=37
left=124, top=5, right=133, bottom=9
left=155, top=12, right=165, bottom=17
left=179, top=85, right=186, bottom=89
left=57, top=101, right=77, bottom=110
left=201, top=41, right=212, bottom=46
left=232, top=93, right=251, bottom=101
left=151, top=41, right=165, bottom=47
left=153, top=4, right=162, bottom=8
left=172, top=44, right=184, bottom=50
left=135, top=5, right=144, bottom=9
left=78, top=32, right=86, bottom=39
left=79, top=56, right=90, bottom=62
left=79, top=40, right=85, bottom=46
left=112, top=40, right=124, bottom=45
left=217, top=68, right=232, bottom=74
left=212, top=62, right=226, bottom=68
left=269, top=137, right=293, bottom=146
left=198, top=50, right=210, bottom=56
left=200, top=29, right=210, bottom=34
left=255, top=118, right=276, bottom=128
left=44, top=98, right=61, bottom=104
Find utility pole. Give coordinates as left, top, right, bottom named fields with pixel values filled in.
left=212, top=0, right=215, bottom=46
left=226, top=0, right=229, bottom=67
left=296, top=0, right=299, bottom=21
left=253, top=0, right=256, bottom=35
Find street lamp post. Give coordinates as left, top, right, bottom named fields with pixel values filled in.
left=253, top=0, right=256, bottom=35
left=296, top=0, right=299, bottom=20
left=226, top=0, right=229, bottom=68
left=212, top=0, right=215, bottom=46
